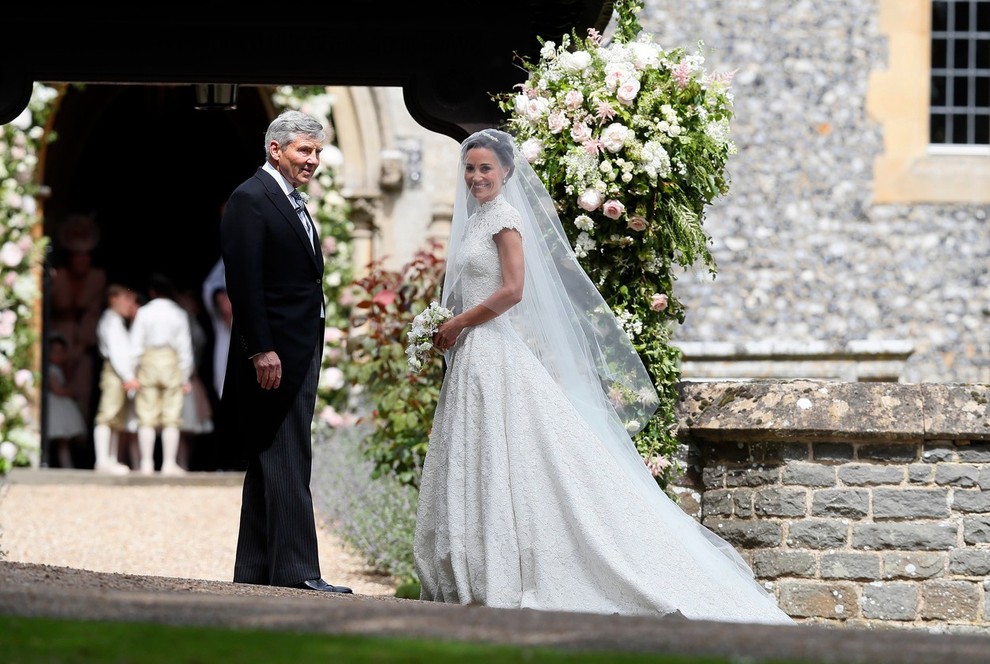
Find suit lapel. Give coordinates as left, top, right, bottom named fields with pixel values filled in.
left=258, top=172, right=322, bottom=270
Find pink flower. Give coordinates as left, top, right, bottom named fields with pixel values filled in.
left=319, top=405, right=347, bottom=428
left=583, top=138, right=604, bottom=155
left=14, top=369, right=33, bottom=388
left=627, top=216, right=647, bottom=232
left=650, top=293, right=669, bottom=312
left=565, top=89, right=584, bottom=109
left=602, top=200, right=625, bottom=219
left=547, top=110, right=568, bottom=134
left=322, top=236, right=337, bottom=255
left=645, top=455, right=671, bottom=477
left=616, top=79, right=641, bottom=106
left=578, top=189, right=604, bottom=212
left=570, top=122, right=592, bottom=144
left=595, top=100, right=616, bottom=124
left=672, top=61, right=692, bottom=88
left=324, top=327, right=346, bottom=343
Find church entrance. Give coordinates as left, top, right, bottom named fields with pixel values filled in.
left=40, top=84, right=273, bottom=471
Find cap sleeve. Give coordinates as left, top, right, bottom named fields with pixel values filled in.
left=480, top=199, right=522, bottom=238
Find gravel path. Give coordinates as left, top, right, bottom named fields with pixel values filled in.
left=0, top=469, right=397, bottom=596
left=6, top=471, right=990, bottom=663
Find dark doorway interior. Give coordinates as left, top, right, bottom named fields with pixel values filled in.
left=43, top=84, right=270, bottom=290
left=40, top=84, right=273, bottom=470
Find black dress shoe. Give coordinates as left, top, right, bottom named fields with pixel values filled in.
left=290, top=578, right=353, bottom=594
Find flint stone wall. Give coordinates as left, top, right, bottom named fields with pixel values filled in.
left=674, top=379, right=990, bottom=633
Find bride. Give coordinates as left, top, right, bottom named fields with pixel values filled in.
left=413, top=129, right=793, bottom=625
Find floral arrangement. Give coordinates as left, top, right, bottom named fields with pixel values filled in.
left=0, top=82, right=58, bottom=474
left=405, top=301, right=453, bottom=373
left=497, top=0, right=734, bottom=487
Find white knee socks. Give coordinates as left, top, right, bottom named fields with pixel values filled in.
left=137, top=425, right=156, bottom=474
left=161, top=426, right=185, bottom=475
left=94, top=424, right=129, bottom=475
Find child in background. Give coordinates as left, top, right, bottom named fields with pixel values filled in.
left=92, top=283, right=139, bottom=474
left=46, top=332, right=89, bottom=468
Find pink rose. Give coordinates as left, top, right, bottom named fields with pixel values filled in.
left=616, top=79, right=641, bottom=106
left=627, top=216, right=647, bottom=232
left=578, top=189, right=604, bottom=212
left=547, top=110, right=568, bottom=134
left=565, top=89, right=584, bottom=109
left=570, top=122, right=592, bottom=144
left=602, top=199, right=625, bottom=219
left=650, top=293, right=669, bottom=312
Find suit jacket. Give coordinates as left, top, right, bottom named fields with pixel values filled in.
left=219, top=166, right=325, bottom=454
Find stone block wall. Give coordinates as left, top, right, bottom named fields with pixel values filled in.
left=674, top=380, right=990, bottom=633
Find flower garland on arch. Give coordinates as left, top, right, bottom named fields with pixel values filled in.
left=497, top=0, right=735, bottom=488
left=0, top=83, right=58, bottom=474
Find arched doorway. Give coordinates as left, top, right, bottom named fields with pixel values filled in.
left=39, top=84, right=273, bottom=470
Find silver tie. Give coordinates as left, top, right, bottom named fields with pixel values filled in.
left=289, top=190, right=315, bottom=252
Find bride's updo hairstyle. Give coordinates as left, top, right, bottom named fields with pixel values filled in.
left=460, top=128, right=515, bottom=182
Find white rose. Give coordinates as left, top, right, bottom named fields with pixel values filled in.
left=561, top=50, right=592, bottom=72
left=601, top=123, right=629, bottom=153
left=629, top=42, right=661, bottom=69
left=0, top=242, right=24, bottom=267
left=526, top=97, right=550, bottom=119
left=0, top=440, right=17, bottom=461
left=514, top=94, right=529, bottom=115
left=319, top=367, right=345, bottom=391
left=521, top=138, right=544, bottom=163
left=578, top=189, right=604, bottom=212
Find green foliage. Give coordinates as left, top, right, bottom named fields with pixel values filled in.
left=495, top=0, right=734, bottom=487
left=312, top=425, right=419, bottom=584
left=341, top=241, right=447, bottom=488
left=0, top=82, right=59, bottom=474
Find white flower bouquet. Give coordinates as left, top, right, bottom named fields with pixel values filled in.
left=405, top=301, right=454, bottom=373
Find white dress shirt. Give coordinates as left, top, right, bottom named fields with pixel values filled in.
left=130, top=298, right=194, bottom=382
left=97, top=308, right=136, bottom=383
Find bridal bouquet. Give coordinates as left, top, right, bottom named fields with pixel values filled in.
left=406, top=301, right=454, bottom=373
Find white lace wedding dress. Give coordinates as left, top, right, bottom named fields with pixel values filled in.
left=414, top=197, right=793, bottom=625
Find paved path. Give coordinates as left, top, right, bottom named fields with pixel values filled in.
left=3, top=469, right=990, bottom=663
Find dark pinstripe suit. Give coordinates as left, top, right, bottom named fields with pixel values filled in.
left=220, top=164, right=326, bottom=587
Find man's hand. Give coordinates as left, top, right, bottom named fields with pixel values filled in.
left=253, top=350, right=281, bottom=390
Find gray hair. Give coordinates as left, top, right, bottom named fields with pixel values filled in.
left=264, top=110, right=326, bottom=161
